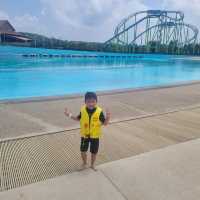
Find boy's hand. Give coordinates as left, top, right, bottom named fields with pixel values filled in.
left=64, top=108, right=71, bottom=117
left=106, top=108, right=111, bottom=119
left=104, top=108, right=111, bottom=126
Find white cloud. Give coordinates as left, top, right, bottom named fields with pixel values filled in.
left=0, top=12, right=49, bottom=37
left=41, top=0, right=113, bottom=27
left=11, top=13, right=49, bottom=35
left=162, top=0, right=200, bottom=26
left=13, top=14, right=39, bottom=29
left=40, top=0, right=148, bottom=41
left=163, top=0, right=200, bottom=14
left=41, top=0, right=147, bottom=27
left=0, top=9, right=47, bottom=35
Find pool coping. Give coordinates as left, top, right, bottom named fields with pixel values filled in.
left=1, top=80, right=200, bottom=104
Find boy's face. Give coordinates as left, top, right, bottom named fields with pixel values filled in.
left=85, top=98, right=97, bottom=109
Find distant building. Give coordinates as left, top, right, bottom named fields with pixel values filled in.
left=0, top=20, right=32, bottom=43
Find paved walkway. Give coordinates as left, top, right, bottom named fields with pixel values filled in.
left=1, top=83, right=200, bottom=191
left=1, top=106, right=200, bottom=191
left=1, top=138, right=200, bottom=200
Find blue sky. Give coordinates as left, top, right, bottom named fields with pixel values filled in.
left=0, top=0, right=200, bottom=42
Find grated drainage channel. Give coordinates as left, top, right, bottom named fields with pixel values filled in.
left=0, top=132, right=83, bottom=191
left=0, top=129, right=116, bottom=192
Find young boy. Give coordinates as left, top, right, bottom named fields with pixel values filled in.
left=64, top=92, right=110, bottom=170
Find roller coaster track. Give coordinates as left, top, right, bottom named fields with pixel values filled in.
left=105, top=10, right=198, bottom=47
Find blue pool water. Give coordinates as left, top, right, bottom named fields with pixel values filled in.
left=1, top=45, right=200, bottom=100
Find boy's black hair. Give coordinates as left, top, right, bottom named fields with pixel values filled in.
left=85, top=92, right=97, bottom=102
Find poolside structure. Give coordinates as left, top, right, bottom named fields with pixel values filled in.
left=0, top=20, right=32, bottom=43
left=105, top=10, right=199, bottom=50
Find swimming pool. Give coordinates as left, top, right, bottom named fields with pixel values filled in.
left=1, top=45, right=200, bottom=100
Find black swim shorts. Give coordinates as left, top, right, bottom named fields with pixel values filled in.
left=80, top=137, right=99, bottom=154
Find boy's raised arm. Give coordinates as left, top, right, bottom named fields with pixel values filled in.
left=64, top=108, right=79, bottom=121
left=104, top=108, right=111, bottom=126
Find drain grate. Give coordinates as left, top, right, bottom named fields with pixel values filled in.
left=0, top=129, right=118, bottom=192
left=0, top=132, right=83, bottom=191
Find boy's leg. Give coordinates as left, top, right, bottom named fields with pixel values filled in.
left=80, top=137, right=89, bottom=167
left=81, top=152, right=87, bottom=166
left=90, top=138, right=99, bottom=170
left=91, top=153, right=97, bottom=170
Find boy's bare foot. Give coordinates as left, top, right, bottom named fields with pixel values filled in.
left=78, top=163, right=87, bottom=171
left=90, top=165, right=98, bottom=171
left=82, top=163, right=87, bottom=168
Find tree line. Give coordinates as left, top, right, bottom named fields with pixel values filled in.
left=7, top=32, right=200, bottom=56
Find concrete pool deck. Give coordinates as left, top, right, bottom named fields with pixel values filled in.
left=1, top=82, right=200, bottom=139
left=1, top=82, right=200, bottom=196
left=1, top=138, right=200, bottom=200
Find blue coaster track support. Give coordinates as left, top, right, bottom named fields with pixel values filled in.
left=105, top=10, right=198, bottom=49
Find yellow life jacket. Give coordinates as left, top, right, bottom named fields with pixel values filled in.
left=80, top=105, right=102, bottom=138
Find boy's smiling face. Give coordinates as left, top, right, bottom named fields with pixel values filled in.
left=85, top=98, right=97, bottom=110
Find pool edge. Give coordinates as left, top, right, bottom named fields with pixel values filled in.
left=1, top=80, right=200, bottom=104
